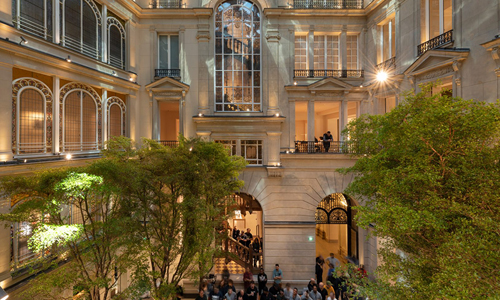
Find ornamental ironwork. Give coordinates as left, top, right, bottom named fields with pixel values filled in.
left=315, top=193, right=350, bottom=224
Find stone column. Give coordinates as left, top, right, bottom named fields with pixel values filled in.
left=307, top=97, right=315, bottom=141
left=128, top=94, right=138, bottom=141
left=179, top=90, right=185, bottom=136
left=53, top=76, right=60, bottom=153
left=102, top=4, right=108, bottom=63
left=307, top=26, right=314, bottom=70
left=152, top=95, right=159, bottom=140
left=53, top=0, right=60, bottom=44
left=289, top=99, right=296, bottom=150
left=340, top=25, right=347, bottom=71
left=179, top=26, right=186, bottom=80
left=266, top=131, right=281, bottom=166
left=266, top=26, right=280, bottom=115
left=102, top=89, right=108, bottom=143
left=0, top=64, right=13, bottom=161
left=359, top=28, right=366, bottom=71
left=150, top=26, right=157, bottom=83
left=197, top=23, right=210, bottom=115
left=289, top=28, right=295, bottom=83
left=339, top=97, right=348, bottom=141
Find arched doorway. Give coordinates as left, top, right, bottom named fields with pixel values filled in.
left=218, top=193, right=263, bottom=274
left=315, top=193, right=358, bottom=277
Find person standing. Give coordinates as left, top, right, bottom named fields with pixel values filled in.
left=315, top=259, right=323, bottom=284
left=243, top=267, right=253, bottom=290
left=322, top=131, right=333, bottom=152
left=326, top=253, right=340, bottom=272
left=258, top=268, right=268, bottom=295
left=272, top=264, right=283, bottom=288
left=252, top=237, right=261, bottom=267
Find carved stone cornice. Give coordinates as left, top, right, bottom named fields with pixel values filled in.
left=416, top=66, right=454, bottom=83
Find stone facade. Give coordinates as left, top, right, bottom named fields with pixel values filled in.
left=0, top=0, right=499, bottom=295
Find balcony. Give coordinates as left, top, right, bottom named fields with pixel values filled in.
left=148, top=0, right=183, bottom=8
left=376, top=56, right=396, bottom=71
left=294, top=141, right=357, bottom=154
left=292, top=0, right=363, bottom=9
left=158, top=140, right=179, bottom=147
left=294, top=69, right=364, bottom=78
left=417, top=30, right=453, bottom=56
left=155, top=69, right=181, bottom=79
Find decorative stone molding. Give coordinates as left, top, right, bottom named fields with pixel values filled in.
left=266, top=166, right=284, bottom=177
left=416, top=66, right=454, bottom=83
left=196, top=24, right=210, bottom=42
left=266, top=30, right=280, bottom=42
left=12, top=78, right=54, bottom=154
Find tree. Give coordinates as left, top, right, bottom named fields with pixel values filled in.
left=0, top=161, right=133, bottom=300
left=341, top=84, right=500, bottom=299
left=101, top=136, right=247, bottom=299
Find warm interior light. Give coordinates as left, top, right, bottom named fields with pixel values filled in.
left=376, top=71, right=388, bottom=82
left=65, top=154, right=72, bottom=160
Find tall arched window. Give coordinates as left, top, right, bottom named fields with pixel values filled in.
left=18, top=89, right=46, bottom=154
left=106, top=96, right=126, bottom=139
left=15, top=0, right=52, bottom=40
left=215, top=0, right=261, bottom=112
left=107, top=17, right=126, bottom=69
left=63, top=0, right=101, bottom=59
left=12, top=78, right=53, bottom=156
left=63, top=90, right=98, bottom=152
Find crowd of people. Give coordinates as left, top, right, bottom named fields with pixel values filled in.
left=231, top=227, right=262, bottom=267
left=196, top=259, right=368, bottom=300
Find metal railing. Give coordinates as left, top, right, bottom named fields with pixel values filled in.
left=294, top=69, right=364, bottom=78
left=109, top=55, right=125, bottom=70
left=63, top=36, right=100, bottom=60
left=15, top=16, right=51, bottom=40
left=158, top=140, right=179, bottom=147
left=417, top=30, right=453, bottom=56
left=292, top=0, right=363, bottom=9
left=155, top=69, right=181, bottom=78
left=149, top=0, right=183, bottom=8
left=294, top=141, right=357, bottom=154
left=375, top=56, right=396, bottom=71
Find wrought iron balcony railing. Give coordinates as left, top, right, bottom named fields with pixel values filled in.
left=376, top=56, right=396, bottom=71
left=158, top=140, right=179, bottom=147
left=149, top=0, right=183, bottom=8
left=294, top=141, right=358, bottom=154
left=417, top=30, right=453, bottom=56
left=294, top=69, right=364, bottom=78
left=292, top=0, right=363, bottom=9
left=155, top=69, right=181, bottom=78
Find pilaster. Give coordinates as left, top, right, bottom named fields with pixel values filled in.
left=0, top=64, right=13, bottom=161
left=53, top=0, right=60, bottom=44
left=307, top=26, right=314, bottom=70
left=266, top=131, right=281, bottom=166
left=102, top=89, right=108, bottom=143
left=340, top=25, right=347, bottom=70
left=288, top=99, right=296, bottom=150
left=266, top=27, right=281, bottom=115
left=307, top=97, right=315, bottom=141
left=197, top=23, right=210, bottom=115
left=102, top=4, right=108, bottom=63
left=53, top=76, right=60, bottom=153
left=339, top=96, right=348, bottom=141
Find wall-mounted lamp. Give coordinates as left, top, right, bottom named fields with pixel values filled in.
left=65, top=154, right=72, bottom=160
left=275, top=113, right=280, bottom=117
left=198, top=113, right=204, bottom=117
left=0, top=287, right=9, bottom=300
left=129, top=77, right=134, bottom=82
left=376, top=71, right=388, bottom=82
left=293, top=81, right=297, bottom=85
left=66, top=55, right=71, bottom=62
left=19, top=36, right=27, bottom=45
left=112, top=71, right=117, bottom=76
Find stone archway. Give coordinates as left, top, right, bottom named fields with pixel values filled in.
left=315, top=193, right=359, bottom=280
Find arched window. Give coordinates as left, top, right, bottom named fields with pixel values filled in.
left=63, top=0, right=101, bottom=59
left=15, top=0, right=52, bottom=40
left=63, top=90, right=98, bottom=152
left=107, top=17, right=126, bottom=69
left=215, top=0, right=261, bottom=112
left=106, top=96, right=126, bottom=139
left=12, top=78, right=53, bottom=156
left=19, top=89, right=45, bottom=154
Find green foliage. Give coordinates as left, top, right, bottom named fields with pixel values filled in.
left=29, top=224, right=83, bottom=253
left=341, top=83, right=500, bottom=299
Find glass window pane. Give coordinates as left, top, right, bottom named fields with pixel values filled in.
left=170, top=35, right=179, bottom=69
left=159, top=35, right=169, bottom=69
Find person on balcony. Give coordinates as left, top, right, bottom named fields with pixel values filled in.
left=322, top=131, right=333, bottom=152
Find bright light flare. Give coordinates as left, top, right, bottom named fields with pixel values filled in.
left=376, top=71, right=388, bottom=82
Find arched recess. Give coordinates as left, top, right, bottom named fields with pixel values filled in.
left=224, top=192, right=264, bottom=270
left=315, top=193, right=359, bottom=275
left=59, top=82, right=102, bottom=152
left=105, top=96, right=126, bottom=139
left=107, top=17, right=126, bottom=69
left=12, top=77, right=53, bottom=155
